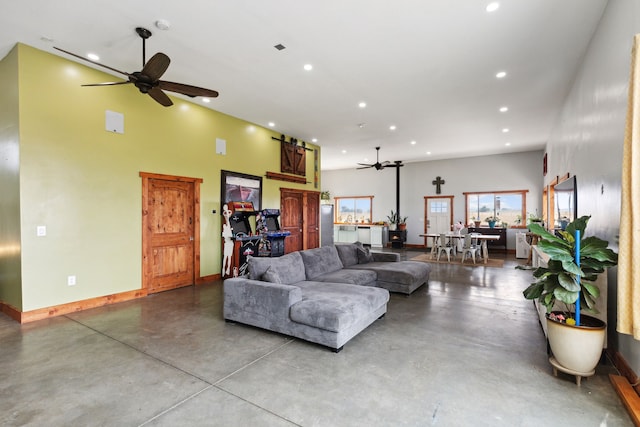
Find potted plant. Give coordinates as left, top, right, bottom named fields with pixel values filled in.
left=485, top=215, right=499, bottom=228
left=527, top=211, right=543, bottom=230
left=523, top=215, right=618, bottom=381
left=387, top=210, right=399, bottom=231
left=398, top=215, right=408, bottom=231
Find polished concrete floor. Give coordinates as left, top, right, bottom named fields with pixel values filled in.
left=0, top=250, right=633, bottom=426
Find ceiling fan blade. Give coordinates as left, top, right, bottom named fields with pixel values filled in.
left=142, top=52, right=170, bottom=81
left=82, top=81, right=132, bottom=87
left=147, top=87, right=173, bottom=107
left=159, top=80, right=219, bottom=98
left=53, top=47, right=130, bottom=76
left=357, top=165, right=374, bottom=169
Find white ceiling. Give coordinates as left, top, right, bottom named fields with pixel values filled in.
left=0, top=0, right=607, bottom=170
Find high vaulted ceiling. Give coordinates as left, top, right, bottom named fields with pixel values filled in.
left=1, top=1, right=607, bottom=170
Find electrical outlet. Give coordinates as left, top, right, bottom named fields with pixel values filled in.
left=37, top=226, right=46, bottom=237
left=67, top=275, right=76, bottom=286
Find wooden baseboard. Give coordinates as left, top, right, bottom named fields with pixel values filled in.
left=1, top=289, right=147, bottom=324
left=610, top=374, right=640, bottom=426
left=196, top=273, right=220, bottom=284
left=0, top=274, right=223, bottom=324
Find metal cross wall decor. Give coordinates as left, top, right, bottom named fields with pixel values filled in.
left=432, top=176, right=445, bottom=194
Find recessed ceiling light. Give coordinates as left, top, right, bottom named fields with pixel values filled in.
left=363, top=157, right=369, bottom=162
left=303, top=64, right=313, bottom=71
left=202, top=98, right=211, bottom=103
left=389, top=125, right=396, bottom=131
left=499, top=106, right=509, bottom=112
left=426, top=151, right=432, bottom=155
left=358, top=123, right=366, bottom=128
left=502, top=128, right=510, bottom=133
left=358, top=102, right=367, bottom=108
left=486, top=2, right=500, bottom=12
left=312, top=138, right=318, bottom=143
left=342, top=149, right=347, bottom=154
left=505, top=142, right=511, bottom=146
left=155, top=19, right=171, bottom=30
left=87, top=53, right=99, bottom=61
left=410, top=140, right=416, bottom=145
left=496, top=71, right=507, bottom=79
left=268, top=122, right=275, bottom=127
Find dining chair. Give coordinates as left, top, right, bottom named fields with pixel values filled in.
left=436, top=233, right=455, bottom=262
left=460, top=233, right=479, bottom=264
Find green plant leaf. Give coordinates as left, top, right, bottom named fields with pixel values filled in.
left=560, top=259, right=583, bottom=276
left=558, top=272, right=580, bottom=292
left=523, top=282, right=543, bottom=300
left=581, top=281, right=600, bottom=298
left=554, top=287, right=579, bottom=305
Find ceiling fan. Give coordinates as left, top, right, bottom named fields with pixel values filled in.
left=54, top=27, right=219, bottom=107
left=357, top=147, right=404, bottom=170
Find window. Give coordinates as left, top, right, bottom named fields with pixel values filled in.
left=464, top=190, right=528, bottom=227
left=334, top=196, right=373, bottom=224
left=430, top=201, right=448, bottom=214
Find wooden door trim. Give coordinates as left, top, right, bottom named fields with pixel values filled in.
left=140, top=172, right=203, bottom=291
left=423, top=195, right=454, bottom=246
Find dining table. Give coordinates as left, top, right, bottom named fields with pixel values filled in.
left=419, top=232, right=501, bottom=264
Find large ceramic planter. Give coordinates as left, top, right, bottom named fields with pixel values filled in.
left=546, top=312, right=605, bottom=375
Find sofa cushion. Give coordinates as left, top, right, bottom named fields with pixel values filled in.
left=335, top=243, right=361, bottom=267
left=299, top=246, right=344, bottom=279
left=262, top=266, right=283, bottom=284
left=290, top=282, right=389, bottom=332
left=312, top=268, right=377, bottom=286
left=350, top=261, right=430, bottom=286
left=357, top=247, right=374, bottom=264
left=247, top=252, right=306, bottom=285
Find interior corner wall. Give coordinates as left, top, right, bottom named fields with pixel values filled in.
left=543, top=0, right=640, bottom=373
left=0, top=45, right=22, bottom=310
left=14, top=43, right=319, bottom=312
left=321, top=150, right=544, bottom=248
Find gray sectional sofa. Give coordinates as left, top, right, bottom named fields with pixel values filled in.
left=223, top=243, right=431, bottom=351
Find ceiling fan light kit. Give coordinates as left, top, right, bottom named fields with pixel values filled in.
left=54, top=27, right=218, bottom=107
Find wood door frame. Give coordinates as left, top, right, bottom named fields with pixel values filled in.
left=140, top=172, right=203, bottom=291
left=423, top=195, right=454, bottom=246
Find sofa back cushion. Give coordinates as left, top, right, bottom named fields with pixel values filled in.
left=299, top=246, right=344, bottom=279
left=247, top=252, right=306, bottom=285
left=335, top=243, right=361, bottom=267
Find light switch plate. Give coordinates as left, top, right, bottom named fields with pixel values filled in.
left=36, top=225, right=46, bottom=237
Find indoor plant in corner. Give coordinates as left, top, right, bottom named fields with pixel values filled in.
left=523, top=215, right=618, bottom=384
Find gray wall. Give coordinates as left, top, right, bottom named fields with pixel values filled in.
left=322, top=150, right=543, bottom=248
left=544, top=0, right=640, bottom=372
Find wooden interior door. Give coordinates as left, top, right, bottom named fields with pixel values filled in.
left=141, top=173, right=202, bottom=293
left=281, top=189, right=303, bottom=253
left=304, top=192, right=320, bottom=249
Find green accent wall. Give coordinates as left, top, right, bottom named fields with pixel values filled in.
left=1, top=44, right=319, bottom=312
left=0, top=45, right=22, bottom=310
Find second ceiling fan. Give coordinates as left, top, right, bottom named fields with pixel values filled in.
left=357, top=147, right=404, bottom=170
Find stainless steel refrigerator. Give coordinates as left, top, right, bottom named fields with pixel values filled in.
left=320, top=204, right=334, bottom=247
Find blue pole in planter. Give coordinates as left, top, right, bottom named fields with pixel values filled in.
left=575, top=229, right=581, bottom=326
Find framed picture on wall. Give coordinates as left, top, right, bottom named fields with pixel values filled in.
left=221, top=170, right=262, bottom=211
